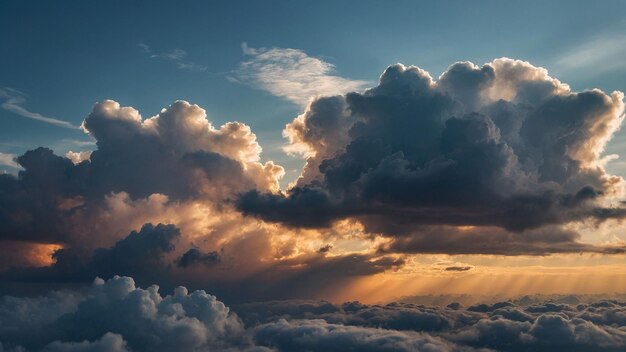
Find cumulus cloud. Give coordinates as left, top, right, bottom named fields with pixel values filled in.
left=237, top=58, right=626, bottom=255
left=0, top=87, right=78, bottom=129
left=4, top=277, right=625, bottom=351
left=0, top=276, right=244, bottom=351
left=235, top=43, right=369, bottom=106
left=82, top=99, right=283, bottom=197
left=0, top=99, right=283, bottom=248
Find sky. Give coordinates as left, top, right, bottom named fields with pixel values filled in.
left=1, top=1, right=626, bottom=351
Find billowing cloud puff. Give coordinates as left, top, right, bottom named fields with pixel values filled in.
left=0, top=99, right=283, bottom=259
left=2, top=277, right=625, bottom=351
left=0, top=276, right=244, bottom=352
left=83, top=99, right=283, bottom=198
left=238, top=58, right=626, bottom=254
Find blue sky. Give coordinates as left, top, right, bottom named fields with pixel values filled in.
left=2, top=0, right=626, bottom=184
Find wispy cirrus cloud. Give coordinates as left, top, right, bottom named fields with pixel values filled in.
left=234, top=43, right=370, bottom=106
left=0, top=87, right=78, bottom=129
left=139, top=43, right=208, bottom=72
left=554, top=34, right=626, bottom=77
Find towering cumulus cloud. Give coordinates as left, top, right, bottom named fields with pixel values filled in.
left=238, top=58, right=626, bottom=255
left=0, top=100, right=283, bottom=258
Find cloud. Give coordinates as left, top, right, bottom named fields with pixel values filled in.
left=239, top=297, right=626, bottom=352
left=41, top=332, right=130, bottom=352
left=1, top=58, right=626, bottom=305
left=251, top=319, right=469, bottom=352
left=0, top=276, right=244, bottom=352
left=0, top=153, right=20, bottom=169
left=3, top=223, right=180, bottom=283
left=138, top=44, right=208, bottom=72
left=0, top=220, right=403, bottom=302
left=377, top=225, right=626, bottom=256
left=555, top=35, right=626, bottom=77
left=5, top=277, right=624, bottom=351
left=237, top=58, right=626, bottom=255
left=0, top=100, right=283, bottom=247
left=235, top=43, right=369, bottom=106
left=64, top=151, right=91, bottom=165
left=444, top=266, right=472, bottom=272
left=0, top=88, right=78, bottom=129
left=176, top=248, right=221, bottom=268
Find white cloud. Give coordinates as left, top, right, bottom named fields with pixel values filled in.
left=0, top=87, right=78, bottom=129
left=235, top=43, right=369, bottom=106
left=0, top=152, right=20, bottom=169
left=65, top=150, right=92, bottom=164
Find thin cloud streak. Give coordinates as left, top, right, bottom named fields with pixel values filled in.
left=555, top=34, right=626, bottom=77
left=235, top=42, right=370, bottom=106
left=139, top=43, right=208, bottom=72
left=0, top=87, right=79, bottom=129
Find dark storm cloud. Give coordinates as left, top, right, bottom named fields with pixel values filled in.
left=377, top=225, right=626, bottom=256
left=176, top=248, right=221, bottom=268
left=0, top=224, right=179, bottom=285
left=1, top=276, right=625, bottom=351
left=238, top=58, right=626, bottom=254
left=0, top=148, right=87, bottom=244
left=445, top=266, right=473, bottom=272
left=0, top=223, right=404, bottom=302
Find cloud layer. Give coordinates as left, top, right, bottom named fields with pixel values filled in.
left=1, top=276, right=625, bottom=352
